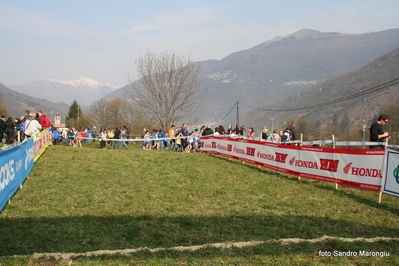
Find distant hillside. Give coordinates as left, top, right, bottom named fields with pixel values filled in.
left=103, top=28, right=399, bottom=124
left=8, top=77, right=119, bottom=106
left=242, top=47, right=399, bottom=130
left=201, top=28, right=399, bottom=123
left=0, top=83, right=69, bottom=122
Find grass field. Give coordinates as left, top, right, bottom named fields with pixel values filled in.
left=1, top=141, right=399, bottom=265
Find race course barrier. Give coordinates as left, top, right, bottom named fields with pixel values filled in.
left=0, top=130, right=53, bottom=211
left=199, top=136, right=391, bottom=194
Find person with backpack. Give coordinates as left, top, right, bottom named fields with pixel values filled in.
left=281, top=121, right=297, bottom=144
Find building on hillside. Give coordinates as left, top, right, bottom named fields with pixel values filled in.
left=52, top=112, right=67, bottom=130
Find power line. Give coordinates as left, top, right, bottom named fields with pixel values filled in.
left=239, top=77, right=399, bottom=112
left=218, top=102, right=237, bottom=123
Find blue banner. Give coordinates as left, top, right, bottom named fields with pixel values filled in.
left=0, top=140, right=35, bottom=211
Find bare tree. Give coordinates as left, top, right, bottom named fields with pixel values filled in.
left=126, top=51, right=205, bottom=131
left=90, top=99, right=110, bottom=128
left=106, top=98, right=135, bottom=128
left=90, top=98, right=152, bottom=133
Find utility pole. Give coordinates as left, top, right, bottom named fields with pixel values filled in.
left=272, top=118, right=274, bottom=133
left=362, top=119, right=367, bottom=149
left=236, top=101, right=239, bottom=128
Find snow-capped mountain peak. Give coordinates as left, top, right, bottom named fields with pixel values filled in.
left=8, top=77, right=120, bottom=105
left=44, top=77, right=119, bottom=91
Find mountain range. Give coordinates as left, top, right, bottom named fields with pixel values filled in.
left=7, top=77, right=118, bottom=106
left=242, top=47, right=399, bottom=130
left=105, top=28, right=399, bottom=124
left=0, top=82, right=69, bottom=120
left=2, top=28, right=399, bottom=127
left=198, top=28, right=399, bottom=123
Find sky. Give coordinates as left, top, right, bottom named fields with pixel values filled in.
left=0, top=0, right=398, bottom=88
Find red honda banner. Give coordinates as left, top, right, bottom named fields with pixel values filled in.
left=200, top=137, right=384, bottom=191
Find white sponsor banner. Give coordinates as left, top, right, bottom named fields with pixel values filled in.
left=333, top=149, right=384, bottom=191
left=381, top=149, right=399, bottom=196
left=200, top=137, right=384, bottom=191
left=296, top=146, right=337, bottom=182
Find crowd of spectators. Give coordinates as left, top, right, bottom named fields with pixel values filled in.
left=137, top=124, right=200, bottom=152
left=0, top=110, right=296, bottom=150
left=59, top=127, right=94, bottom=147
left=2, top=112, right=393, bottom=151
left=0, top=109, right=98, bottom=148
left=199, top=123, right=292, bottom=143
left=0, top=110, right=50, bottom=145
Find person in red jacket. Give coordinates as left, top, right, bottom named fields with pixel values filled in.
left=36, top=110, right=51, bottom=129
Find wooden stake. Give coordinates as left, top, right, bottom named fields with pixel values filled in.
left=332, top=134, right=335, bottom=149
left=298, top=133, right=303, bottom=181
left=379, top=139, right=389, bottom=203
left=332, top=134, right=339, bottom=190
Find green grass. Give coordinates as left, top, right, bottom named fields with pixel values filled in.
left=1, top=142, right=399, bottom=265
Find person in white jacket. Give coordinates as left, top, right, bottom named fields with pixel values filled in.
left=24, top=113, right=42, bottom=137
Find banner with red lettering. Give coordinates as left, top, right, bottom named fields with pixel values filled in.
left=200, top=137, right=384, bottom=191
left=34, top=130, right=53, bottom=162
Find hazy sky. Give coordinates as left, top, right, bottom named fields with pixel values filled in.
left=1, top=0, right=398, bottom=87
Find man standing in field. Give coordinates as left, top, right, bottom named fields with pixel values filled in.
left=369, top=114, right=390, bottom=149
left=113, top=127, right=121, bottom=149
left=121, top=125, right=128, bottom=149
left=180, top=123, right=189, bottom=150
